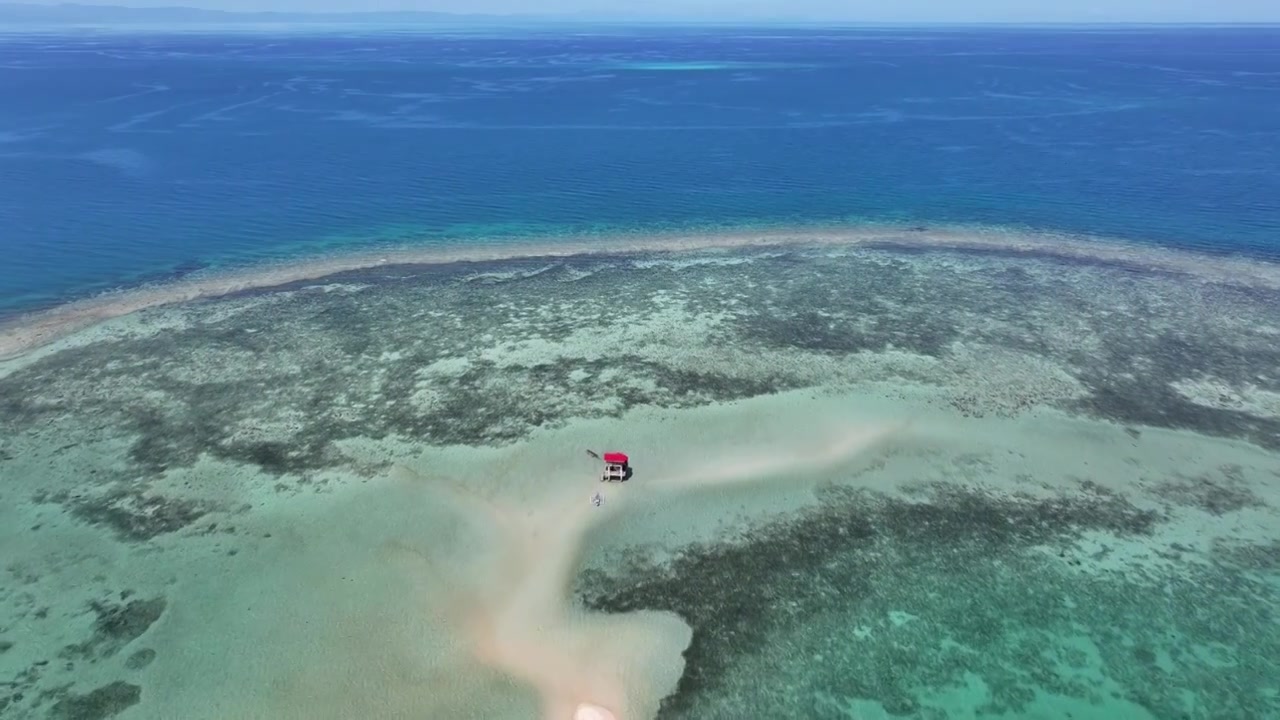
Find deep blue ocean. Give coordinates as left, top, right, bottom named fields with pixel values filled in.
left=1, top=25, right=1278, bottom=316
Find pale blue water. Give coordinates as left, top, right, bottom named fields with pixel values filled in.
left=1, top=25, right=1278, bottom=317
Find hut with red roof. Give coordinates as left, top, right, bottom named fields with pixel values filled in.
left=600, top=451, right=632, bottom=482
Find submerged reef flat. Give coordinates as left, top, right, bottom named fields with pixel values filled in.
left=4, top=223, right=1279, bottom=365
left=1, top=229, right=1279, bottom=719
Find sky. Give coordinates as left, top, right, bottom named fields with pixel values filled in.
left=12, top=0, right=1280, bottom=22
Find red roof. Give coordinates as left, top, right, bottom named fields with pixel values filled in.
left=603, top=452, right=628, bottom=464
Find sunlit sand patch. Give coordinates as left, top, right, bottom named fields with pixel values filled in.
left=1171, top=377, right=1280, bottom=420
left=392, top=419, right=903, bottom=720
left=382, top=403, right=890, bottom=711
left=59, top=395, right=898, bottom=720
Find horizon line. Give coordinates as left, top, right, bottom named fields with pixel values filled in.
left=4, top=19, right=1280, bottom=28
left=2, top=3, right=1280, bottom=27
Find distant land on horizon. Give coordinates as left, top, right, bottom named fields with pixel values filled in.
left=0, top=1, right=545, bottom=25
left=2, top=2, right=1280, bottom=27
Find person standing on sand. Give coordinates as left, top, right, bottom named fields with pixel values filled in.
left=588, top=451, right=604, bottom=507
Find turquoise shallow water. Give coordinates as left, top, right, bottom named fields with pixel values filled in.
left=1, top=235, right=1279, bottom=719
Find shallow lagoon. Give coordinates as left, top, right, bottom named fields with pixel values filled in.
left=1, top=227, right=1279, bottom=719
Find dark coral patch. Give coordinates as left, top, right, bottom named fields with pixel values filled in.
left=1152, top=465, right=1268, bottom=516
left=47, top=681, right=141, bottom=720
left=69, top=489, right=211, bottom=542
left=578, top=482, right=1167, bottom=717
left=59, top=596, right=166, bottom=662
